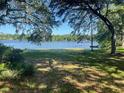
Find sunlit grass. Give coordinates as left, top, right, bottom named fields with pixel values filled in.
left=0, top=49, right=124, bottom=93
left=117, top=47, right=124, bottom=53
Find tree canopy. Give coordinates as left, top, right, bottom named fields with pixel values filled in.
left=49, top=0, right=124, bottom=54
left=97, top=3, right=124, bottom=48
left=0, top=0, right=56, bottom=42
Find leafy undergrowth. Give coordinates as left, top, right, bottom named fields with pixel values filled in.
left=0, top=49, right=124, bottom=93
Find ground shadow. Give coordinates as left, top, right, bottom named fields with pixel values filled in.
left=0, top=49, right=124, bottom=93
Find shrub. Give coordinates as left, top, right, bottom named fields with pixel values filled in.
left=0, top=62, right=35, bottom=80
left=0, top=63, right=6, bottom=71
left=0, top=63, right=19, bottom=80
left=0, top=44, right=35, bottom=78
left=0, top=44, right=24, bottom=63
left=0, top=69, right=19, bottom=80
left=0, top=44, right=11, bottom=62
left=8, top=62, right=35, bottom=77
left=3, top=49, right=24, bottom=63
left=20, top=63, right=35, bottom=76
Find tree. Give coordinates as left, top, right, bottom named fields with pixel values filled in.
left=0, top=0, right=56, bottom=42
left=97, top=4, right=124, bottom=48
left=49, top=0, right=124, bottom=54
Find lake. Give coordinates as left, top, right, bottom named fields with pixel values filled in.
left=0, top=40, right=98, bottom=49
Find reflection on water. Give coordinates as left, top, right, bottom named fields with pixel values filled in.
left=0, top=40, right=98, bottom=49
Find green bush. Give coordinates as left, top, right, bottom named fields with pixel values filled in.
left=98, top=40, right=111, bottom=50
left=0, top=63, right=19, bottom=80
left=3, top=49, right=24, bottom=63
left=0, top=44, right=10, bottom=62
left=0, top=62, right=35, bottom=80
left=0, top=44, right=24, bottom=63
left=20, top=63, right=35, bottom=76
left=0, top=63, right=6, bottom=71
left=0, top=44, right=35, bottom=79
left=8, top=62, right=35, bottom=77
left=0, top=69, right=19, bottom=80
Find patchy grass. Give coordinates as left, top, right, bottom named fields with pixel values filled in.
left=0, top=49, right=124, bottom=93
left=117, top=47, right=124, bottom=53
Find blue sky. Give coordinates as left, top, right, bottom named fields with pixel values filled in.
left=52, top=23, right=73, bottom=35
left=0, top=23, right=72, bottom=35
left=0, top=24, right=16, bottom=34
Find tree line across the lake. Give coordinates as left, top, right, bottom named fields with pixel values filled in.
left=0, top=33, right=94, bottom=41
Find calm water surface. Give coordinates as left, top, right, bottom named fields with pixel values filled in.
left=0, top=40, right=98, bottom=49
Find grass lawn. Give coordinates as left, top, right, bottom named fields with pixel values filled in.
left=0, top=49, right=124, bottom=93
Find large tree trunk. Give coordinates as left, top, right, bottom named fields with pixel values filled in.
left=87, top=4, right=116, bottom=54
left=95, top=16, right=116, bottom=54
left=101, top=18, right=116, bottom=55
left=104, top=20, right=116, bottom=54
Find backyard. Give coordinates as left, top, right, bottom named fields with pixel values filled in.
left=0, top=49, right=124, bottom=93
left=0, top=0, right=124, bottom=93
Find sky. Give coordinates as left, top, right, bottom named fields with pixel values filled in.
left=0, top=23, right=73, bottom=35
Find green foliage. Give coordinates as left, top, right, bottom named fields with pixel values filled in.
left=5, top=49, right=24, bottom=63
left=28, top=29, right=52, bottom=43
left=96, top=4, right=124, bottom=49
left=0, top=63, right=19, bottom=80
left=49, top=0, right=119, bottom=54
left=0, top=69, right=19, bottom=80
left=0, top=33, right=93, bottom=41
left=0, top=44, right=11, bottom=62
left=99, top=40, right=111, bottom=50
left=52, top=34, right=94, bottom=41
left=21, top=63, right=35, bottom=76
left=52, top=35, right=78, bottom=41
left=0, top=0, right=57, bottom=43
left=8, top=62, right=35, bottom=77
left=0, top=63, right=6, bottom=71
left=0, top=44, right=24, bottom=63
left=0, top=44, right=35, bottom=79
left=59, top=83, right=80, bottom=93
left=0, top=34, right=18, bottom=40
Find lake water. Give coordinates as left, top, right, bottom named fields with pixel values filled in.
left=0, top=40, right=98, bottom=49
